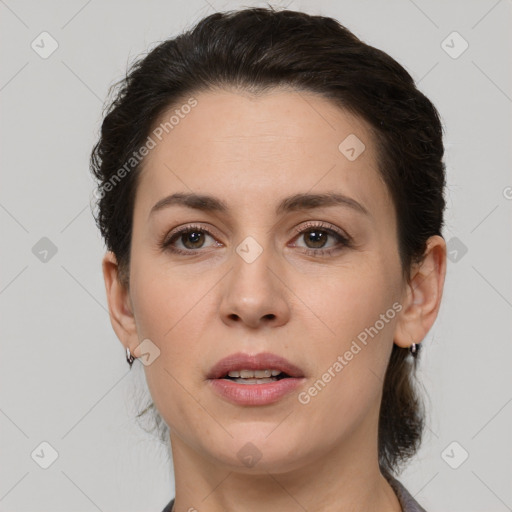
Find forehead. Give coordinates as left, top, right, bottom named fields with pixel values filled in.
left=135, top=88, right=392, bottom=221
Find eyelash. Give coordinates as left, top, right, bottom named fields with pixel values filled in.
left=159, top=221, right=351, bottom=257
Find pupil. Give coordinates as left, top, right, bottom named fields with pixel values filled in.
left=184, top=231, right=203, bottom=248
left=306, top=230, right=326, bottom=248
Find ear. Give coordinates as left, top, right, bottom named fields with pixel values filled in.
left=394, top=235, right=447, bottom=349
left=102, top=251, right=141, bottom=358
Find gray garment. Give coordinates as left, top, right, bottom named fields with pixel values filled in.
left=385, top=474, right=427, bottom=512
left=161, top=475, right=427, bottom=511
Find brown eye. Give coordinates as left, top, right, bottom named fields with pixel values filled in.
left=302, top=229, right=329, bottom=249
left=180, top=230, right=206, bottom=249
left=160, top=224, right=221, bottom=255
left=292, top=222, right=351, bottom=257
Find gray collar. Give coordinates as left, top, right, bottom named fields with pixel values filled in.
left=385, top=474, right=428, bottom=512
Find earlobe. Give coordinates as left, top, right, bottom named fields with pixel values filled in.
left=394, top=235, right=447, bottom=349
left=102, top=251, right=138, bottom=352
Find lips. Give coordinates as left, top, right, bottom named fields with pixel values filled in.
left=207, top=351, right=306, bottom=406
left=207, top=351, right=305, bottom=380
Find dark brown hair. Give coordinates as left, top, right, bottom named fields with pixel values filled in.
left=90, top=6, right=445, bottom=478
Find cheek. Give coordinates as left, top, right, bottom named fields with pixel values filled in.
left=293, top=260, right=399, bottom=421
left=130, top=241, right=211, bottom=344
left=129, top=257, right=219, bottom=404
left=298, top=259, right=399, bottom=352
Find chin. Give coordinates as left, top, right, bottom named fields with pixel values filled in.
left=200, top=430, right=312, bottom=475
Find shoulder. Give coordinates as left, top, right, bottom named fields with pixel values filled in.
left=161, top=476, right=427, bottom=512
left=161, top=497, right=174, bottom=512
left=385, top=474, right=428, bottom=512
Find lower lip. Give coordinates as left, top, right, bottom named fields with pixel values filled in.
left=208, top=378, right=306, bottom=406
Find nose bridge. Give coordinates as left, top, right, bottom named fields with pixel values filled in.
left=219, top=229, right=290, bottom=327
left=231, top=231, right=277, bottom=298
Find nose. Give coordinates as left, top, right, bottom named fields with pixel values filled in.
left=219, top=238, right=291, bottom=329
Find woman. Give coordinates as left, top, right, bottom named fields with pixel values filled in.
left=91, top=7, right=446, bottom=511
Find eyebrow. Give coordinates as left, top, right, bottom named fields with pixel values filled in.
left=149, top=191, right=369, bottom=219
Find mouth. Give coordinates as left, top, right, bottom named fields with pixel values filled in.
left=221, top=369, right=292, bottom=384
left=207, top=351, right=305, bottom=381
left=207, top=352, right=306, bottom=406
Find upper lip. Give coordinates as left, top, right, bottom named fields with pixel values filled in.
left=207, top=352, right=305, bottom=379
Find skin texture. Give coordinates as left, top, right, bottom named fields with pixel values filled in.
left=102, top=88, right=446, bottom=512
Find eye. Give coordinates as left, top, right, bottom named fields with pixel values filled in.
left=159, top=224, right=221, bottom=255
left=291, top=221, right=350, bottom=257
left=159, top=221, right=351, bottom=257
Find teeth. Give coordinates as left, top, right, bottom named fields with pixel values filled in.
left=231, top=377, right=277, bottom=384
left=227, top=369, right=282, bottom=378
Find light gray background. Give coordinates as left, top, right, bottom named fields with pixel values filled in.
left=1, top=0, right=511, bottom=511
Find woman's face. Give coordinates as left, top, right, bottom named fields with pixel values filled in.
left=117, top=88, right=409, bottom=472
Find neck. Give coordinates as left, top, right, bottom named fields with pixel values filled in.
left=168, top=416, right=402, bottom=512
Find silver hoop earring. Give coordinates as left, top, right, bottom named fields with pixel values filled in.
left=126, top=346, right=135, bottom=368
left=409, top=343, right=418, bottom=355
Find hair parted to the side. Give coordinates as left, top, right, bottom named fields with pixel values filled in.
left=90, top=6, right=445, bottom=478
